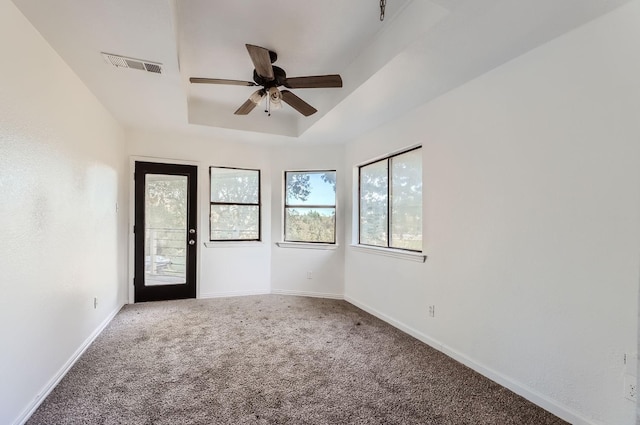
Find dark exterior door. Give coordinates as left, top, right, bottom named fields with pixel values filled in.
left=134, top=161, right=197, bottom=302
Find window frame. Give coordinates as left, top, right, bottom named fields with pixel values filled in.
left=358, top=146, right=422, bottom=253
left=209, top=166, right=261, bottom=242
left=284, top=170, right=337, bottom=244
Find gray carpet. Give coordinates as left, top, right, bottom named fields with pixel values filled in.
left=27, top=295, right=567, bottom=424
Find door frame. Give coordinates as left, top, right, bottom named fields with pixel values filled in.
left=128, top=156, right=201, bottom=304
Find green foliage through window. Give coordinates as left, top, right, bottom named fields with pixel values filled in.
left=359, top=148, right=422, bottom=251
left=285, top=171, right=336, bottom=243
left=210, top=167, right=260, bottom=241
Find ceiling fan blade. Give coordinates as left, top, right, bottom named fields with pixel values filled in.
left=234, top=89, right=265, bottom=115
left=284, top=75, right=342, bottom=89
left=190, top=77, right=256, bottom=86
left=280, top=90, right=317, bottom=116
left=234, top=99, right=258, bottom=115
left=245, top=44, right=274, bottom=80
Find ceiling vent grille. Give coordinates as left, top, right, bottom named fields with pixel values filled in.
left=101, top=53, right=163, bottom=74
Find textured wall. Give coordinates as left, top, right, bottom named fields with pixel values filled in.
left=344, top=2, right=640, bottom=424
left=0, top=1, right=127, bottom=424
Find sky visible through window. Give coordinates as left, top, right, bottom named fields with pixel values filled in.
left=285, top=171, right=336, bottom=243
left=287, top=172, right=336, bottom=216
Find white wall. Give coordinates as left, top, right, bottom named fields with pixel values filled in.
left=270, top=145, right=345, bottom=298
left=126, top=129, right=275, bottom=298
left=344, top=3, right=640, bottom=425
left=0, top=1, right=128, bottom=424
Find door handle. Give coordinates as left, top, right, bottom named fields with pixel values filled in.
left=189, top=239, right=195, bottom=245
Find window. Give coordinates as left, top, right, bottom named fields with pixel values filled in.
left=359, top=147, right=422, bottom=251
left=210, top=167, right=260, bottom=241
left=284, top=171, right=336, bottom=243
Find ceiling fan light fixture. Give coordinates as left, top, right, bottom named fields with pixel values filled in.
left=268, top=87, right=282, bottom=109
left=268, top=86, right=280, bottom=99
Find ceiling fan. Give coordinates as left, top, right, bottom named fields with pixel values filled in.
left=189, top=44, right=343, bottom=117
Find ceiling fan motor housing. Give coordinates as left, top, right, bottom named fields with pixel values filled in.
left=253, top=66, right=287, bottom=88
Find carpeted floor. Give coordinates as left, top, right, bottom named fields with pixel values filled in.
left=27, top=295, right=567, bottom=424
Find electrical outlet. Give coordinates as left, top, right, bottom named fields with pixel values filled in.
left=428, top=305, right=435, bottom=318
left=93, top=297, right=98, bottom=309
left=307, top=271, right=313, bottom=279
left=624, top=374, right=637, bottom=401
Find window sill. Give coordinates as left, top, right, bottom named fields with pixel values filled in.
left=349, top=244, right=426, bottom=262
left=204, top=241, right=264, bottom=248
left=276, top=242, right=338, bottom=250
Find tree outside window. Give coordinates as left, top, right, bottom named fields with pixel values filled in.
left=359, top=148, right=422, bottom=251
left=210, top=167, right=260, bottom=241
left=285, top=171, right=336, bottom=243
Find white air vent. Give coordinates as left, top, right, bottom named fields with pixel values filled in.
left=101, top=53, right=163, bottom=74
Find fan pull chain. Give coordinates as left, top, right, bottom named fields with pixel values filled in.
left=380, top=0, right=386, bottom=21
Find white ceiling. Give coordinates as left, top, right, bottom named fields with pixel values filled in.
left=12, top=0, right=632, bottom=144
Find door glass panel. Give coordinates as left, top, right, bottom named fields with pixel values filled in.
left=145, top=174, right=187, bottom=286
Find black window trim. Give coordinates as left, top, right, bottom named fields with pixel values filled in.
left=358, top=146, right=422, bottom=253
left=209, top=165, right=261, bottom=242
left=284, top=169, right=337, bottom=244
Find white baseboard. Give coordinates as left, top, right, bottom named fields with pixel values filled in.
left=271, top=289, right=344, bottom=300
left=344, top=295, right=598, bottom=425
left=13, top=304, right=124, bottom=425
left=199, top=289, right=271, bottom=299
